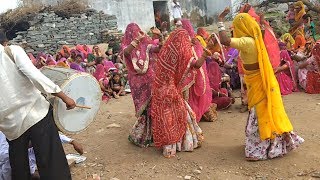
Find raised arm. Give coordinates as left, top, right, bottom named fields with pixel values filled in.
left=218, top=7, right=231, bottom=46
left=124, top=31, right=146, bottom=57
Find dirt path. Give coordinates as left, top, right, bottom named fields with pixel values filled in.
left=66, top=92, right=320, bottom=180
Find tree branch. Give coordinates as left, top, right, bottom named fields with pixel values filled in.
left=257, top=0, right=320, bottom=14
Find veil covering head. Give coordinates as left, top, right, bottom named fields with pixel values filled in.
left=232, top=13, right=293, bottom=140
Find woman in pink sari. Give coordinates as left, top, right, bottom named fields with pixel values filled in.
left=181, top=19, right=214, bottom=122
left=206, top=58, right=233, bottom=110
left=274, top=42, right=298, bottom=95
left=121, top=23, right=160, bottom=147
left=94, top=64, right=113, bottom=101
left=241, top=4, right=281, bottom=68
left=76, top=45, right=92, bottom=59
left=46, top=55, right=57, bottom=66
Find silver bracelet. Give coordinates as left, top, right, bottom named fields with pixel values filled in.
left=218, top=26, right=226, bottom=32
left=218, top=22, right=225, bottom=27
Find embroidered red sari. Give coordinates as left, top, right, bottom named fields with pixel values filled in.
left=306, top=42, right=320, bottom=94
left=151, top=28, right=196, bottom=148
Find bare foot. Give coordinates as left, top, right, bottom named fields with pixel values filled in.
left=246, top=157, right=260, bottom=161
left=239, top=105, right=248, bottom=113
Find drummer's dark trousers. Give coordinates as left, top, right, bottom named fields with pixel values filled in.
left=7, top=109, right=72, bottom=180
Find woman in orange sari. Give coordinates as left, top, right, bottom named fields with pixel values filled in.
left=151, top=28, right=210, bottom=157
left=218, top=9, right=304, bottom=161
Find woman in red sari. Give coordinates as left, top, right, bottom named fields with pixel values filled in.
left=298, top=41, right=320, bottom=94
left=275, top=42, right=298, bottom=95
left=151, top=27, right=210, bottom=158
left=121, top=23, right=161, bottom=147
left=181, top=19, right=214, bottom=122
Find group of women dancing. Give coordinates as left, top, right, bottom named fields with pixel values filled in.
left=121, top=2, right=309, bottom=160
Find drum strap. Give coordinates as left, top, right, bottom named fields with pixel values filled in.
left=4, top=46, right=15, bottom=63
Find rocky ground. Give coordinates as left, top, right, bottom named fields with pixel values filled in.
left=64, top=92, right=320, bottom=180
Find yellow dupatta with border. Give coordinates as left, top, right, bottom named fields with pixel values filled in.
left=196, top=35, right=207, bottom=48
left=233, top=13, right=293, bottom=140
left=281, top=33, right=295, bottom=49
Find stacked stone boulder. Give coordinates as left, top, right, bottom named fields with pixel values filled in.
left=11, top=10, right=118, bottom=54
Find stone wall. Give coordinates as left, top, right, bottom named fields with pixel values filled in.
left=11, top=11, right=117, bottom=54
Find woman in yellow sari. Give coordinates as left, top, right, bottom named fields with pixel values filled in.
left=290, top=1, right=306, bottom=37
left=281, top=33, right=295, bottom=50
left=218, top=8, right=304, bottom=161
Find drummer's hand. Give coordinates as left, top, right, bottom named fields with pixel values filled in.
left=70, top=140, right=84, bottom=155
left=64, top=97, right=76, bottom=110
left=53, top=92, right=76, bottom=110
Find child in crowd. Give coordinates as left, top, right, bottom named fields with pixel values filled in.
left=110, top=72, right=126, bottom=99
left=302, top=14, right=317, bottom=41
left=286, top=3, right=295, bottom=27
left=70, top=53, right=86, bottom=72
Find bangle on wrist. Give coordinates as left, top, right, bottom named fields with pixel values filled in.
left=218, top=26, right=226, bottom=32
left=131, top=41, right=138, bottom=48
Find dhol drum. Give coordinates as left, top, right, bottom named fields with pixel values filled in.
left=41, top=66, right=101, bottom=134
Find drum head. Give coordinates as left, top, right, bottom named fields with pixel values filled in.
left=53, top=73, right=101, bottom=134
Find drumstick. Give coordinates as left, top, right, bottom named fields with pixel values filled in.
left=75, top=105, right=92, bottom=109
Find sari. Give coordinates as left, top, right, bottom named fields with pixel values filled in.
left=36, top=52, right=47, bottom=69
left=290, top=1, right=306, bottom=37
left=103, top=60, right=117, bottom=72
left=196, top=27, right=209, bottom=48
left=207, top=33, right=225, bottom=61
left=225, top=48, right=241, bottom=89
left=276, top=48, right=298, bottom=95
left=231, top=13, right=303, bottom=160
left=281, top=33, right=295, bottom=49
left=293, top=34, right=306, bottom=50
left=70, top=52, right=85, bottom=72
left=76, top=45, right=91, bottom=59
left=70, top=63, right=85, bottom=72
left=57, top=58, right=69, bottom=68
left=60, top=45, right=71, bottom=58
left=181, top=19, right=213, bottom=122
left=46, top=55, right=57, bottom=66
left=298, top=42, right=320, bottom=94
left=245, top=7, right=281, bottom=68
left=121, top=23, right=157, bottom=147
left=28, top=53, right=37, bottom=66
left=206, top=59, right=232, bottom=110
left=151, top=28, right=204, bottom=157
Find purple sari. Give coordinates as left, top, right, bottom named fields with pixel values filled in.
left=225, top=48, right=241, bottom=89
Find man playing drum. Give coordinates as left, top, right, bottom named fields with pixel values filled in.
left=0, top=31, right=76, bottom=179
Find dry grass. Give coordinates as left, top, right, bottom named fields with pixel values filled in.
left=0, top=0, right=89, bottom=39
left=52, top=0, right=89, bottom=18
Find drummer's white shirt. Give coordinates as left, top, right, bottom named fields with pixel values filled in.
left=0, top=45, right=61, bottom=141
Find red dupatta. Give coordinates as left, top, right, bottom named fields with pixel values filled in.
left=151, top=28, right=195, bottom=148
